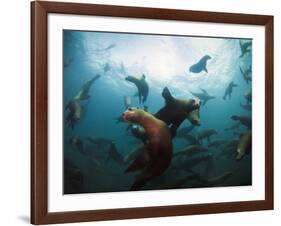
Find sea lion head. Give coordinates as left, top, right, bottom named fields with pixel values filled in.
left=187, top=108, right=200, bottom=126
left=182, top=97, right=201, bottom=114
left=203, top=55, right=212, bottom=61
left=122, top=108, right=144, bottom=123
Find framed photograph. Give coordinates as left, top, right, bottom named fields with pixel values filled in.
left=31, top=1, right=274, bottom=225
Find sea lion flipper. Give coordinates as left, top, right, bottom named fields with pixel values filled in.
left=162, top=87, right=174, bottom=103
left=204, top=67, right=208, bottom=73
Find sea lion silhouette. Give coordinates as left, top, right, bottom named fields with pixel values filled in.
left=189, top=55, right=211, bottom=73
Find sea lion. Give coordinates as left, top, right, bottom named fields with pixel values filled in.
left=155, top=87, right=201, bottom=138
left=190, top=88, right=215, bottom=106
left=231, top=115, right=252, bottom=129
left=74, top=75, right=101, bottom=101
left=239, top=40, right=252, bottom=58
left=181, top=134, right=200, bottom=145
left=125, top=74, right=149, bottom=104
left=239, top=66, right=252, bottom=84
left=223, top=81, right=238, bottom=100
left=122, top=108, right=173, bottom=190
left=172, top=152, right=213, bottom=172
left=236, top=131, right=252, bottom=160
left=189, top=55, right=211, bottom=73
left=65, top=99, right=82, bottom=129
left=197, top=128, right=218, bottom=143
left=176, top=125, right=195, bottom=139
left=208, top=139, right=228, bottom=148
left=173, top=145, right=208, bottom=157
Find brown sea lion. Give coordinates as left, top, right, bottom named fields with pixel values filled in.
left=155, top=87, right=201, bottom=138
left=231, top=115, right=252, bottom=129
left=223, top=81, right=238, bottom=100
left=65, top=100, right=82, bottom=129
left=125, top=74, right=149, bottom=104
left=236, top=131, right=252, bottom=160
left=122, top=108, right=173, bottom=191
left=197, top=128, right=218, bottom=143
left=74, top=75, right=100, bottom=101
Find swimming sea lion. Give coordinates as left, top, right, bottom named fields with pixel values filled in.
left=122, top=108, right=173, bottom=190
left=236, top=131, right=252, bottom=160
left=223, top=81, right=238, bottom=100
left=176, top=125, right=195, bottom=138
left=155, top=87, right=201, bottom=138
left=239, top=66, right=252, bottom=84
left=197, top=128, right=218, bottom=143
left=208, top=139, right=228, bottom=148
left=74, top=74, right=101, bottom=101
left=173, top=145, right=208, bottom=157
left=189, top=55, right=211, bottom=73
left=231, top=115, right=252, bottom=129
left=190, top=88, right=215, bottom=106
left=125, top=74, right=149, bottom=104
left=65, top=99, right=82, bottom=129
left=239, top=40, right=252, bottom=58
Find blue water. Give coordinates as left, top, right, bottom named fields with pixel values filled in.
left=63, top=30, right=252, bottom=194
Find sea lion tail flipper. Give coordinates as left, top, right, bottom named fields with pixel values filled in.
left=130, top=174, right=149, bottom=191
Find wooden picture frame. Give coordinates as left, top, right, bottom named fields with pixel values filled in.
left=31, top=1, right=274, bottom=224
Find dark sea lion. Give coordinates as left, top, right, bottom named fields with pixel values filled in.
left=181, top=134, right=200, bottom=145
left=190, top=88, right=215, bottom=106
left=176, top=125, right=195, bottom=138
left=172, top=153, right=213, bottom=172
left=236, top=131, right=252, bottom=160
left=189, top=55, right=211, bottom=73
left=155, top=87, right=201, bottom=138
left=197, top=128, right=218, bottom=143
left=125, top=74, right=149, bottom=104
left=208, top=139, right=228, bottom=148
left=122, top=108, right=173, bottom=191
left=239, top=40, right=252, bottom=58
left=74, top=74, right=101, bottom=101
left=239, top=66, right=252, bottom=84
left=223, top=81, right=238, bottom=100
left=65, top=99, right=82, bottom=129
left=173, top=145, right=208, bottom=157
left=231, top=115, right=252, bottom=129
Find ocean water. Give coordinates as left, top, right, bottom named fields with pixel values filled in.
left=63, top=30, right=252, bottom=194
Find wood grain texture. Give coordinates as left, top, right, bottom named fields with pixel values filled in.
left=31, top=1, right=274, bottom=224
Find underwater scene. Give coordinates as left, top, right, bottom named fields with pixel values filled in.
left=63, top=30, right=252, bottom=194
